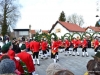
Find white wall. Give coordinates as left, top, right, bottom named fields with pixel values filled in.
left=50, top=23, right=83, bottom=38
left=51, top=23, right=70, bottom=38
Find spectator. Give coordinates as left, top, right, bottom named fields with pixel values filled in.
left=54, top=70, right=74, bottom=75
left=46, top=63, right=64, bottom=75
left=84, top=51, right=100, bottom=75
left=0, top=58, right=16, bottom=74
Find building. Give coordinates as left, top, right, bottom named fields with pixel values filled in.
left=49, top=21, right=85, bottom=38
left=85, top=26, right=100, bottom=37
left=13, top=29, right=30, bottom=38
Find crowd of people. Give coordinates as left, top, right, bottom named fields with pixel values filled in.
left=0, top=35, right=100, bottom=75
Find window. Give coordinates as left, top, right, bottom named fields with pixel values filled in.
left=56, top=28, right=61, bottom=33
left=19, top=31, right=29, bottom=35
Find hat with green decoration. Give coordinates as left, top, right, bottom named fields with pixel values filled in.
left=92, top=51, right=100, bottom=62
left=7, top=42, right=12, bottom=48
left=1, top=44, right=9, bottom=53
left=20, top=44, right=26, bottom=50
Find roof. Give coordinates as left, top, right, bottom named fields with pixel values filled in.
left=42, top=30, right=49, bottom=33
left=49, top=21, right=85, bottom=33
left=30, top=30, right=49, bottom=34
left=13, top=29, right=29, bottom=31
left=30, top=30, right=36, bottom=34
left=86, top=26, right=100, bottom=32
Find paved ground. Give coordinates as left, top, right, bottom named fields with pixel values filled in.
left=33, top=48, right=97, bottom=75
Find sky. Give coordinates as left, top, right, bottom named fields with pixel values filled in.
left=16, top=0, right=100, bottom=30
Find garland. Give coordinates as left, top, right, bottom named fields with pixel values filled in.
left=82, top=32, right=92, bottom=40
left=20, top=60, right=29, bottom=75
left=71, top=32, right=81, bottom=40
left=62, top=33, right=71, bottom=41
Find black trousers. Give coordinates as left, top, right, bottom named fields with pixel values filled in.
left=95, top=47, right=98, bottom=52
left=73, top=47, right=77, bottom=52
left=82, top=47, right=87, bottom=52
left=33, top=52, right=39, bottom=59
left=42, top=50, right=47, bottom=55
left=65, top=47, right=70, bottom=51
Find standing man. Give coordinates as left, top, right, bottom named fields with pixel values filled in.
left=51, top=38, right=59, bottom=63
left=30, top=39, right=40, bottom=66
left=64, top=38, right=71, bottom=56
left=16, top=44, right=35, bottom=75
left=93, top=37, right=99, bottom=54
left=81, top=37, right=89, bottom=57
left=41, top=38, right=48, bottom=59
left=72, top=38, right=80, bottom=56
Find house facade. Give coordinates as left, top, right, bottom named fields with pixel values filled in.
left=85, top=26, right=100, bottom=37
left=13, top=29, right=30, bottom=38
left=49, top=21, right=85, bottom=38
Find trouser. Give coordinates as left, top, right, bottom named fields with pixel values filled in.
left=33, top=52, right=39, bottom=59
left=73, top=47, right=79, bottom=55
left=33, top=52, right=40, bottom=65
left=82, top=47, right=87, bottom=52
left=95, top=47, right=98, bottom=52
left=94, top=47, right=98, bottom=54
left=82, top=47, right=88, bottom=56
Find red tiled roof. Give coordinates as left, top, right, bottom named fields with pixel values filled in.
left=49, top=21, right=85, bottom=33
left=30, top=30, right=36, bottom=34
left=86, top=26, right=100, bottom=32
left=42, top=30, right=49, bottom=33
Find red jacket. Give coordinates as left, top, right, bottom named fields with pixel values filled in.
left=25, top=41, right=30, bottom=49
left=8, top=49, right=24, bottom=74
left=57, top=40, right=62, bottom=47
left=82, top=39, right=87, bottom=48
left=72, top=39, right=78, bottom=48
left=65, top=40, right=70, bottom=47
left=51, top=41, right=59, bottom=53
left=94, top=39, right=99, bottom=48
left=32, top=41, right=40, bottom=52
left=17, top=51, right=35, bottom=73
left=41, top=41, right=48, bottom=51
left=77, top=39, right=81, bottom=46
left=30, top=41, right=34, bottom=51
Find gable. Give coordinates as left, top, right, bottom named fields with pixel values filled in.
left=86, top=28, right=94, bottom=33
left=51, top=23, right=70, bottom=33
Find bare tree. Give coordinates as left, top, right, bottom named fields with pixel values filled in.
left=67, top=13, right=84, bottom=27
left=0, top=0, right=21, bottom=36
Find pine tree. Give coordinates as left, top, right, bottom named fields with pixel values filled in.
left=59, top=11, right=66, bottom=22
left=95, top=19, right=100, bottom=27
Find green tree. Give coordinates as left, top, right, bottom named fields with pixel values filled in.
left=58, top=11, right=66, bottom=22
left=95, top=19, right=100, bottom=27
left=0, top=0, right=21, bottom=36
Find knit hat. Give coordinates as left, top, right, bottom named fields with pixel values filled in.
left=20, top=44, right=26, bottom=50
left=1, top=44, right=9, bottom=53
left=0, top=59, right=16, bottom=74
left=46, top=63, right=64, bottom=75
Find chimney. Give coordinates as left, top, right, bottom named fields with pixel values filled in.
left=67, top=21, right=69, bottom=23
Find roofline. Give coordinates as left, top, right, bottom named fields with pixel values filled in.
left=13, top=29, right=29, bottom=31
left=49, top=21, right=85, bottom=33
